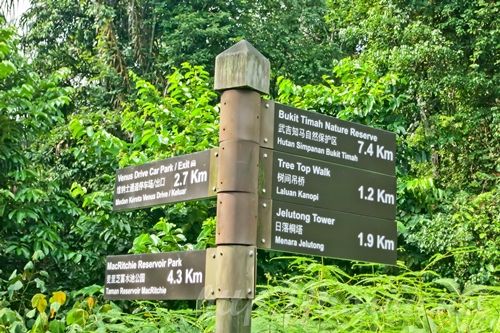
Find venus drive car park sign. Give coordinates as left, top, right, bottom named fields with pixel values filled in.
left=113, top=149, right=218, bottom=211
left=258, top=101, right=397, bottom=264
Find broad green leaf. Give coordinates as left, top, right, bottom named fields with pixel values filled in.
left=0, top=189, right=15, bottom=200
left=73, top=284, right=102, bottom=297
left=66, top=308, right=89, bottom=326
left=32, top=250, right=45, bottom=261
left=434, top=278, right=461, bottom=296
left=48, top=320, right=65, bottom=333
left=33, top=274, right=47, bottom=293
left=0, top=41, right=10, bottom=57
left=85, top=126, right=94, bottom=137
left=8, top=270, right=17, bottom=280
left=0, top=308, right=20, bottom=325
left=23, top=261, right=34, bottom=271
left=0, top=60, right=16, bottom=78
left=70, top=182, right=87, bottom=198
left=7, top=281, right=23, bottom=298
left=26, top=308, right=37, bottom=319
left=68, top=118, right=85, bottom=139
left=9, top=321, right=26, bottom=333
left=31, top=312, right=48, bottom=333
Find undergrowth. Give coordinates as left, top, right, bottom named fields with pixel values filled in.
left=1, top=254, right=498, bottom=332
left=252, top=256, right=499, bottom=332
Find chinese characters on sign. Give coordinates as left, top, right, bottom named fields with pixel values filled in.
left=105, top=251, right=206, bottom=300
left=260, top=200, right=397, bottom=264
left=113, top=149, right=217, bottom=211
left=262, top=102, right=396, bottom=176
left=260, top=149, right=396, bottom=220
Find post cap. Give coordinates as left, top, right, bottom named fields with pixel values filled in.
left=214, top=40, right=270, bottom=94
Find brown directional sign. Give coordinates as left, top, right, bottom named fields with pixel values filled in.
left=113, top=149, right=218, bottom=211
left=258, top=200, right=397, bottom=264
left=105, top=250, right=207, bottom=300
left=259, top=148, right=396, bottom=220
left=260, top=101, right=396, bottom=176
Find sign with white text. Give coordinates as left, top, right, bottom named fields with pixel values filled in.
left=259, top=149, right=396, bottom=220
left=113, top=149, right=217, bottom=211
left=104, top=251, right=207, bottom=300
left=261, top=102, right=396, bottom=176
left=258, top=199, right=397, bottom=264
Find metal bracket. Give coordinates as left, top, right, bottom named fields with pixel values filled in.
left=205, top=246, right=257, bottom=300
left=219, top=90, right=261, bottom=143
left=209, top=147, right=219, bottom=195
left=258, top=148, right=273, bottom=199
left=257, top=199, right=272, bottom=249
left=260, top=99, right=275, bottom=149
left=216, top=192, right=257, bottom=244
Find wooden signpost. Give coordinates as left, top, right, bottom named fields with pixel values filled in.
left=106, top=40, right=397, bottom=332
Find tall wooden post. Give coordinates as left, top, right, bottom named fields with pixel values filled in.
left=213, top=40, right=270, bottom=332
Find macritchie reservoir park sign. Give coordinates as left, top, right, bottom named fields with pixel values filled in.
left=105, top=250, right=207, bottom=300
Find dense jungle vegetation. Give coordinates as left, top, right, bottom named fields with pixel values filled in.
left=0, top=0, right=498, bottom=332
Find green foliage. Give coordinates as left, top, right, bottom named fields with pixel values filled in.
left=63, top=63, right=219, bottom=281
left=277, top=57, right=404, bottom=129
left=253, top=256, right=500, bottom=332
left=20, top=0, right=338, bottom=88
left=1, top=1, right=498, bottom=331
left=325, top=0, right=498, bottom=192
left=0, top=275, right=102, bottom=333
left=3, top=256, right=494, bottom=333
left=130, top=216, right=216, bottom=254
left=406, top=189, right=499, bottom=284
left=119, top=63, right=219, bottom=163
left=1, top=16, right=220, bottom=303
left=0, top=307, right=26, bottom=333
left=130, top=219, right=189, bottom=254
left=272, top=0, right=499, bottom=284
left=0, top=18, right=81, bottom=295
left=194, top=217, right=216, bottom=250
